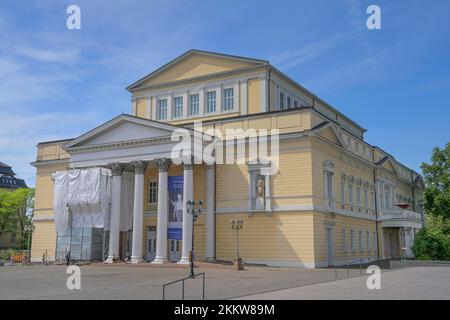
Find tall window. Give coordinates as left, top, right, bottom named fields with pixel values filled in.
left=294, top=100, right=298, bottom=108
left=279, top=92, right=284, bottom=109
left=348, top=184, right=354, bottom=205
left=366, top=231, right=370, bottom=252
left=206, top=91, right=216, bottom=113
left=325, top=172, right=333, bottom=200
left=384, top=185, right=391, bottom=209
left=189, top=94, right=199, bottom=116
left=287, top=96, right=291, bottom=109
left=342, top=229, right=347, bottom=253
left=158, top=99, right=167, bottom=120
left=350, top=230, right=355, bottom=252
left=364, top=189, right=368, bottom=208
left=223, top=88, right=234, bottom=111
left=373, top=231, right=377, bottom=252
left=340, top=180, right=345, bottom=206
left=173, top=96, right=183, bottom=118
left=359, top=230, right=363, bottom=252
left=148, top=181, right=157, bottom=203
left=357, top=186, right=362, bottom=207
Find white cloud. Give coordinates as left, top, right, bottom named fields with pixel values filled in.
left=15, top=46, right=80, bottom=63
left=270, top=32, right=356, bottom=70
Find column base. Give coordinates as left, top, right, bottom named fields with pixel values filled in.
left=177, top=257, right=190, bottom=265
left=151, top=257, right=168, bottom=264
left=105, top=256, right=116, bottom=264
left=205, top=257, right=216, bottom=262
left=131, top=257, right=144, bottom=264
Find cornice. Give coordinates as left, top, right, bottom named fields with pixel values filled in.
left=66, top=135, right=173, bottom=154
left=129, top=64, right=269, bottom=94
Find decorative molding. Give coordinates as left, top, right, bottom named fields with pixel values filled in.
left=132, top=160, right=148, bottom=174
left=156, top=158, right=171, bottom=172
left=109, top=163, right=124, bottom=176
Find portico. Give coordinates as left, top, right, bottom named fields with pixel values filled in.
left=61, top=114, right=216, bottom=264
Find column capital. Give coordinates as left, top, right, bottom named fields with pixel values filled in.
left=109, top=163, right=124, bottom=176
left=132, top=160, right=148, bottom=174
left=156, top=158, right=171, bottom=172
left=183, top=156, right=195, bottom=170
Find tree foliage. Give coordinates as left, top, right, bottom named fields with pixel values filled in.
left=412, top=216, right=450, bottom=260
left=420, top=143, right=450, bottom=219
left=0, top=188, right=34, bottom=249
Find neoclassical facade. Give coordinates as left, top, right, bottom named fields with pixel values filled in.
left=31, top=50, right=424, bottom=267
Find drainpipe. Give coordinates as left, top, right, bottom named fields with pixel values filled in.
left=372, top=149, right=381, bottom=259
left=267, top=67, right=272, bottom=111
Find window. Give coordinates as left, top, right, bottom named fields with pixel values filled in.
left=158, top=99, right=167, bottom=120
left=189, top=94, right=199, bottom=116
left=279, top=92, right=284, bottom=109
left=325, top=172, right=333, bottom=200
left=364, top=189, right=368, bottom=208
left=206, top=91, right=216, bottom=113
left=294, top=100, right=298, bottom=108
left=359, top=230, right=363, bottom=252
left=373, top=231, right=377, bottom=252
left=384, top=185, right=391, bottom=209
left=148, top=181, right=157, bottom=203
left=350, top=230, right=355, bottom=252
left=342, top=229, right=347, bottom=253
left=173, top=96, right=183, bottom=118
left=348, top=184, right=353, bottom=205
left=371, top=191, right=375, bottom=209
left=366, top=231, right=370, bottom=252
left=287, top=96, right=291, bottom=109
left=357, top=187, right=362, bottom=207
left=340, top=181, right=345, bottom=206
left=223, top=88, right=234, bottom=111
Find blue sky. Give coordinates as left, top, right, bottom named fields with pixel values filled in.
left=1, top=0, right=449, bottom=187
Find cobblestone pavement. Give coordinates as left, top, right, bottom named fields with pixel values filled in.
left=1, top=264, right=448, bottom=300
left=0, top=264, right=340, bottom=300
left=236, top=267, right=450, bottom=300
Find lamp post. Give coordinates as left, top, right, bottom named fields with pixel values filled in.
left=230, top=219, right=244, bottom=270
left=187, top=200, right=203, bottom=278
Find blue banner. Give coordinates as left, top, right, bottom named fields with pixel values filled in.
left=168, top=176, right=183, bottom=240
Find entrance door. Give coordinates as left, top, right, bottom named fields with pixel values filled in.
left=169, top=240, right=181, bottom=262
left=326, top=228, right=334, bottom=267
left=147, top=228, right=157, bottom=261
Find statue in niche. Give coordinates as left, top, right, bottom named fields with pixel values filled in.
left=255, top=175, right=265, bottom=209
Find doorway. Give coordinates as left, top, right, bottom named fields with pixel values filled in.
left=169, top=239, right=181, bottom=262
left=147, top=227, right=157, bottom=261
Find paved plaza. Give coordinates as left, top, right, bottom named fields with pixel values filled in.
left=0, top=264, right=449, bottom=300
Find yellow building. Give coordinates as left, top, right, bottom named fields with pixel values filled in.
left=30, top=50, right=424, bottom=267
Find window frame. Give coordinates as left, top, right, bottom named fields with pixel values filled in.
left=206, top=91, right=217, bottom=113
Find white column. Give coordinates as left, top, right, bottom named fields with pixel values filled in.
left=106, top=163, right=123, bottom=263
left=131, top=161, right=147, bottom=263
left=178, top=162, right=194, bottom=264
left=152, top=159, right=170, bottom=264
left=205, top=164, right=216, bottom=261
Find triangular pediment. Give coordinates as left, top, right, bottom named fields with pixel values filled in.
left=314, top=122, right=344, bottom=148
left=127, top=50, right=268, bottom=90
left=377, top=156, right=399, bottom=175
left=64, top=114, right=183, bottom=149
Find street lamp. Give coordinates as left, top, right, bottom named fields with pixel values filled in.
left=187, top=200, right=203, bottom=278
left=230, top=219, right=244, bottom=270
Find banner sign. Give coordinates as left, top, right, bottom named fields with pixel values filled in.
left=168, top=176, right=183, bottom=240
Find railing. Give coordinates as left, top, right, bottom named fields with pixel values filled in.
left=333, top=258, right=367, bottom=278
left=162, top=272, right=205, bottom=300
left=383, top=208, right=421, bottom=221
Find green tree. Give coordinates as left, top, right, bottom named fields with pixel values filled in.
left=420, top=143, right=450, bottom=220
left=0, top=188, right=35, bottom=249
left=412, top=216, right=450, bottom=260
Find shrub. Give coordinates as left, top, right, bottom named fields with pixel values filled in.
left=412, top=227, right=450, bottom=261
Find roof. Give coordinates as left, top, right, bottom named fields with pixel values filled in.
left=126, top=49, right=269, bottom=91
left=0, top=162, right=27, bottom=189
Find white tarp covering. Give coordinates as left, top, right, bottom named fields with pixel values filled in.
left=53, top=168, right=114, bottom=234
